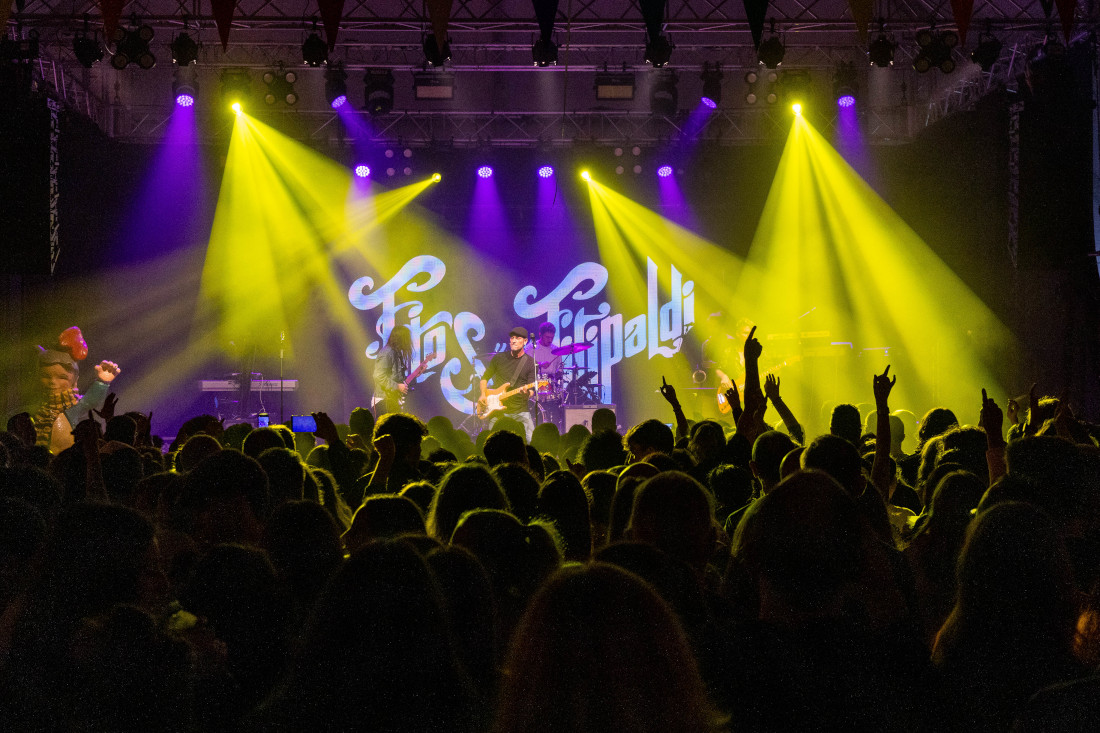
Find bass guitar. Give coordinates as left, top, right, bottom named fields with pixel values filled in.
left=477, top=379, right=549, bottom=420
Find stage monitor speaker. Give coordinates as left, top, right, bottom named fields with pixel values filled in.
left=564, top=404, right=615, bottom=431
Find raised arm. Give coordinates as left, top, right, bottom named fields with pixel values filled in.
left=764, top=374, right=804, bottom=445
left=659, top=376, right=689, bottom=441
left=312, top=411, right=355, bottom=525
left=870, top=366, right=896, bottom=497
left=979, top=388, right=1007, bottom=485
left=742, top=326, right=764, bottom=407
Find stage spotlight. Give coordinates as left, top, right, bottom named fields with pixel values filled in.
left=173, top=66, right=197, bottom=107
left=700, top=62, right=722, bottom=107
left=432, top=172, right=442, bottom=182
left=645, top=34, right=673, bottom=68
left=319, top=63, right=346, bottom=109
left=532, top=38, right=558, bottom=67
left=263, top=68, right=298, bottom=106
left=363, top=68, right=395, bottom=115
left=833, top=64, right=858, bottom=107
left=913, top=28, right=957, bottom=74
left=221, top=68, right=252, bottom=110
left=792, top=102, right=802, bottom=116
left=777, top=69, right=811, bottom=109
left=73, top=22, right=102, bottom=69
left=971, top=32, right=1003, bottom=72
left=538, top=165, right=554, bottom=178
left=423, top=34, right=451, bottom=67
left=744, top=70, right=761, bottom=104
left=302, top=30, right=328, bottom=67
left=758, top=34, right=785, bottom=69
left=477, top=166, right=494, bottom=179
left=581, top=170, right=591, bottom=180
left=170, top=32, right=198, bottom=66
left=657, top=165, right=673, bottom=178
left=354, top=164, right=370, bottom=178
left=73, top=35, right=102, bottom=68
left=231, top=102, right=242, bottom=114
left=110, top=24, right=156, bottom=70
left=868, top=32, right=897, bottom=67
left=649, top=69, right=678, bottom=116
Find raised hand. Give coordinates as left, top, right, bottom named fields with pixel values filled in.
left=94, top=360, right=121, bottom=383
left=743, top=326, right=762, bottom=362
left=1025, top=382, right=1040, bottom=436
left=372, top=434, right=396, bottom=464
left=312, top=411, right=341, bottom=445
left=659, top=376, right=679, bottom=407
left=764, top=374, right=781, bottom=402
left=94, top=392, right=119, bottom=422
left=724, top=385, right=743, bottom=422
left=1006, top=397, right=1020, bottom=426
left=980, top=388, right=1005, bottom=447
left=873, top=365, right=896, bottom=407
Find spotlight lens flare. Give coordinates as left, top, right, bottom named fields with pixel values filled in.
left=792, top=103, right=802, bottom=116
left=354, top=164, right=370, bottom=178
left=432, top=173, right=442, bottom=182
left=175, top=93, right=194, bottom=107
left=700, top=96, right=717, bottom=109
left=657, top=165, right=673, bottom=178
left=330, top=94, right=347, bottom=109
left=538, top=165, right=554, bottom=178
left=477, top=165, right=493, bottom=179
left=580, top=170, right=591, bottom=180
left=837, top=95, right=856, bottom=108
left=231, top=101, right=242, bottom=114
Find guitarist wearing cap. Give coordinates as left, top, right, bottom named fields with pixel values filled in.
left=478, top=326, right=538, bottom=441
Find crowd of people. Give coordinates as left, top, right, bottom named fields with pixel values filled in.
left=1, top=324, right=1099, bottom=731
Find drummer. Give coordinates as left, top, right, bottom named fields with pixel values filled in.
left=532, top=321, right=563, bottom=377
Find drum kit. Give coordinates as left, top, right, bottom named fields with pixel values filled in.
left=533, top=341, right=602, bottom=428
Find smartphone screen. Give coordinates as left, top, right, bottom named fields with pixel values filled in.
left=257, top=413, right=270, bottom=428
left=291, top=415, right=317, bottom=433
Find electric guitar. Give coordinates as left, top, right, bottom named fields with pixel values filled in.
left=477, top=380, right=550, bottom=420
left=716, top=356, right=802, bottom=414
left=373, top=352, right=440, bottom=408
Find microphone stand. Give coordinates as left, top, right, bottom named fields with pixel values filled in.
left=279, top=331, right=285, bottom=424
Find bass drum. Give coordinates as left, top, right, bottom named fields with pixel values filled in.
left=536, top=373, right=564, bottom=402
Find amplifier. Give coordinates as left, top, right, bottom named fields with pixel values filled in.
left=563, top=405, right=615, bottom=431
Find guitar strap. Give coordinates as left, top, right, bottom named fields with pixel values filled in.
left=506, top=354, right=528, bottom=390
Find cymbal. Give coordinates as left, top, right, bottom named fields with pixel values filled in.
left=535, top=361, right=551, bottom=368
left=551, top=342, right=594, bottom=356
left=476, top=351, right=498, bottom=360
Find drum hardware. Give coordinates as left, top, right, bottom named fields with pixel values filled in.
left=550, top=342, right=595, bottom=356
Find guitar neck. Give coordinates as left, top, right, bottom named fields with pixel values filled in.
left=498, top=382, right=538, bottom=400
left=404, top=352, right=439, bottom=387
